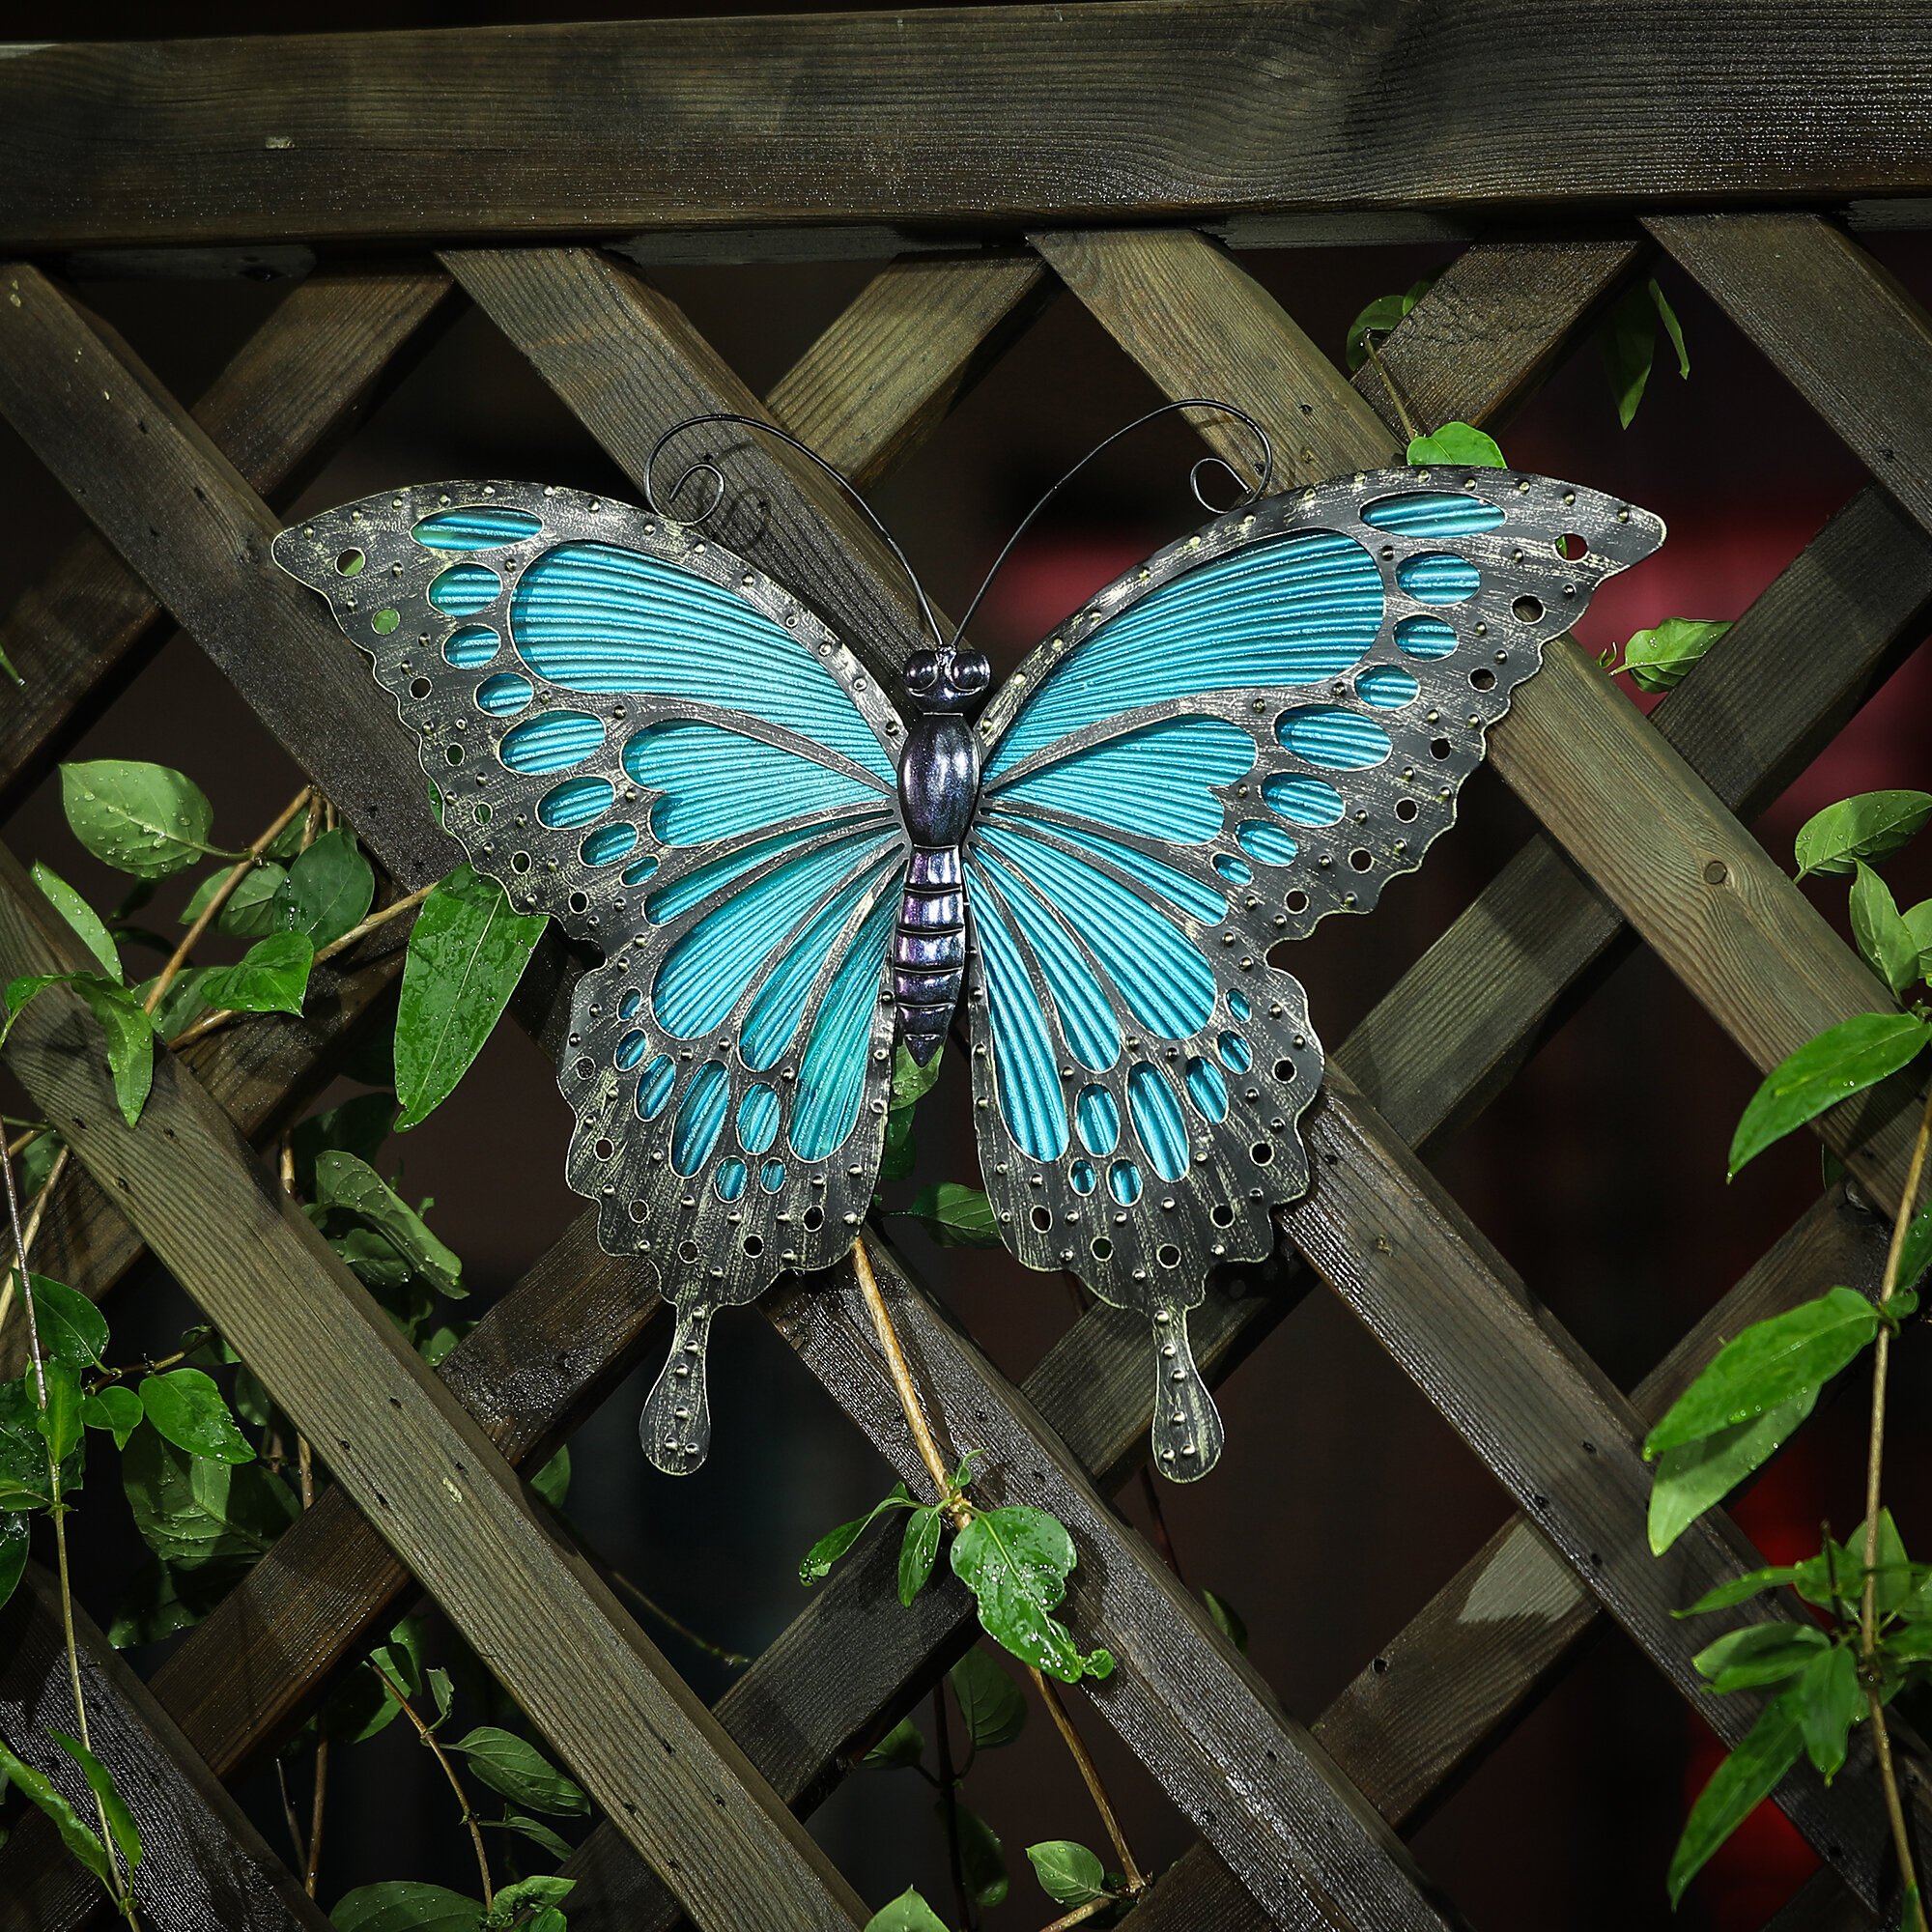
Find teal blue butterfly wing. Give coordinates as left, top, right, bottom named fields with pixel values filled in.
left=964, top=467, right=1665, bottom=1478
left=273, top=486, right=910, bottom=1474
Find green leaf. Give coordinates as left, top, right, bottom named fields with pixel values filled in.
left=1665, top=1687, right=1805, bottom=1904
left=949, top=1801, right=1008, bottom=1909
left=1903, top=1886, right=1923, bottom=1932
left=1682, top=1543, right=1856, bottom=1620
left=950, top=1646, right=1026, bottom=1748
left=1728, top=1014, right=1931, bottom=1178
left=49, top=1729, right=141, bottom=1872
left=0, top=1512, right=25, bottom=1609
left=290, top=1091, right=399, bottom=1202
left=1026, top=1839, right=1109, bottom=1908
left=1692, top=1620, right=1829, bottom=1692
left=1599, top=277, right=1658, bottom=428
left=1344, top=277, right=1434, bottom=371
left=121, top=1419, right=297, bottom=1571
left=881, top=1043, right=943, bottom=1180
left=483, top=1876, right=575, bottom=1929
left=107, top=1556, right=227, bottom=1648
left=1795, top=790, right=1932, bottom=879
left=198, top=930, right=315, bottom=1017
left=1204, top=1587, right=1249, bottom=1654
left=328, top=1881, right=485, bottom=1932
left=180, top=861, right=289, bottom=939
left=18, top=1127, right=63, bottom=1202
left=70, top=977, right=156, bottom=1127
left=863, top=1715, right=925, bottom=1771
left=26, top=1275, right=108, bottom=1368
left=1617, top=618, right=1731, bottom=696
left=800, top=1483, right=914, bottom=1585
left=428, top=1666, right=455, bottom=1726
left=865, top=1889, right=951, bottom=1932
left=1852, top=863, right=1922, bottom=996
left=60, top=760, right=223, bottom=879
left=0, top=1737, right=109, bottom=1886
left=35, top=1359, right=83, bottom=1463
left=529, top=1445, right=570, bottom=1511
left=895, top=1182, right=1000, bottom=1248
left=272, top=828, right=375, bottom=950
left=453, top=1728, right=589, bottom=1817
left=0, top=1374, right=66, bottom=1511
left=32, top=864, right=120, bottom=982
left=137, top=1367, right=254, bottom=1463
left=394, top=865, right=547, bottom=1131
left=1904, top=899, right=1932, bottom=980
left=1645, top=1287, right=1878, bottom=1456
left=146, top=966, right=211, bottom=1039
left=1861, top=1508, right=1914, bottom=1617
left=1797, top=1642, right=1864, bottom=1781
left=950, top=1505, right=1112, bottom=1685
left=899, top=1503, right=944, bottom=1607
left=1651, top=277, right=1690, bottom=379
left=481, top=1811, right=575, bottom=1862
left=314, top=1151, right=464, bottom=1300
left=5, top=971, right=72, bottom=1023
left=1647, top=1389, right=1819, bottom=1554
left=1405, top=421, right=1505, bottom=469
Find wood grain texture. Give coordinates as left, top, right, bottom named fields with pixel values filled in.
left=0, top=1564, right=329, bottom=1932
left=0, top=846, right=868, bottom=1932
left=0, top=263, right=455, bottom=822
left=0, top=264, right=459, bottom=891
left=8, top=6, right=1932, bottom=247
left=1289, top=1070, right=1896, bottom=1912
left=767, top=1240, right=1468, bottom=1932
left=767, top=254, right=1054, bottom=490
left=1032, top=227, right=1397, bottom=485
left=1349, top=236, right=1646, bottom=437
left=442, top=247, right=945, bottom=684
left=1649, top=213, right=1932, bottom=540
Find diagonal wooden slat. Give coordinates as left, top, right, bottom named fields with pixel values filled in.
left=1646, top=212, right=1932, bottom=541
left=0, top=1564, right=330, bottom=1932
left=1044, top=222, right=1922, bottom=1205
left=0, top=848, right=869, bottom=1932
left=5, top=8, right=1932, bottom=250
left=764, top=252, right=1054, bottom=490
left=0, top=261, right=458, bottom=820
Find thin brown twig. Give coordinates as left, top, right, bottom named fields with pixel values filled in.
left=273, top=1757, right=306, bottom=1875
left=933, top=1684, right=976, bottom=1932
left=606, top=1567, right=752, bottom=1668
left=1859, top=1077, right=1932, bottom=1932
left=1037, top=1898, right=1116, bottom=1932
left=1363, top=333, right=1420, bottom=446
left=1026, top=1666, right=1146, bottom=1895
left=370, top=1662, right=492, bottom=1913
left=146, top=786, right=311, bottom=1016
left=0, top=1143, right=69, bottom=1346
left=851, top=1234, right=966, bottom=1522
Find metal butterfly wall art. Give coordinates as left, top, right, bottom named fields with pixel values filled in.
left=275, top=402, right=1663, bottom=1483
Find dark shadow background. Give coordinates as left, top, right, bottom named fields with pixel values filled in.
left=4, top=6, right=1932, bottom=1929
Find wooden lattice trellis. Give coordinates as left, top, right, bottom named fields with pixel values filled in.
left=0, top=10, right=1931, bottom=1931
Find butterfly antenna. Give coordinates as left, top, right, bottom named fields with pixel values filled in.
left=951, top=398, right=1276, bottom=647
left=642, top=412, right=948, bottom=655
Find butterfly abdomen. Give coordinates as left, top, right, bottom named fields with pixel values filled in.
left=895, top=850, right=965, bottom=1065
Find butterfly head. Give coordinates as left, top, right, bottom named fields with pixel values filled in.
left=902, top=646, right=991, bottom=717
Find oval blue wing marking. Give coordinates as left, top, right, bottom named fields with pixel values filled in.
left=499, top=710, right=606, bottom=775
left=512, top=544, right=895, bottom=784
left=985, top=530, right=1382, bottom=778
left=625, top=720, right=884, bottom=845
left=1397, top=554, right=1481, bottom=604
left=1360, top=492, right=1504, bottom=536
left=413, top=508, right=545, bottom=549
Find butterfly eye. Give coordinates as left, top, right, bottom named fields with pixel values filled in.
left=950, top=651, right=991, bottom=696
left=905, top=650, right=940, bottom=693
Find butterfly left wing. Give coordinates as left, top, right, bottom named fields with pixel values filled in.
left=274, top=484, right=911, bottom=1474
left=963, top=466, right=1664, bottom=1479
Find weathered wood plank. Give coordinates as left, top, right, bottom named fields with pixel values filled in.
left=441, top=247, right=942, bottom=684
left=7, top=7, right=1932, bottom=248
left=0, top=262, right=457, bottom=821
left=766, top=254, right=1054, bottom=490
left=1288, top=1070, right=1895, bottom=1910
left=1349, top=236, right=1646, bottom=437
left=0, top=848, right=869, bottom=1932
left=1648, top=213, right=1932, bottom=541
left=0, top=1563, right=330, bottom=1932
left=0, top=264, right=458, bottom=892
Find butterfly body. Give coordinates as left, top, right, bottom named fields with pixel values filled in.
left=276, top=460, right=1662, bottom=1482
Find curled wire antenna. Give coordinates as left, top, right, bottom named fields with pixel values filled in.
left=642, top=412, right=948, bottom=653
left=951, top=399, right=1276, bottom=647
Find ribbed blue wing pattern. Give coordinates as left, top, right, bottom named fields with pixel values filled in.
left=274, top=484, right=911, bottom=1473
left=965, top=467, right=1664, bottom=1476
